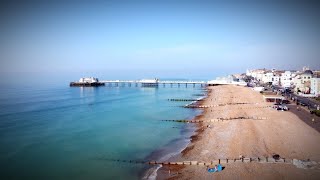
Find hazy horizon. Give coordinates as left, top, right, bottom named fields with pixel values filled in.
left=1, top=0, right=320, bottom=85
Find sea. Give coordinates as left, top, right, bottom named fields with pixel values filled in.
left=0, top=82, right=206, bottom=180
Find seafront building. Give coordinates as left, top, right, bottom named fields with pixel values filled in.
left=207, top=75, right=247, bottom=86
left=246, top=69, right=266, bottom=81
left=293, top=70, right=313, bottom=94
left=246, top=68, right=284, bottom=86
left=261, top=72, right=281, bottom=85
left=311, top=78, right=320, bottom=96
left=246, top=67, right=319, bottom=97
left=280, top=71, right=295, bottom=88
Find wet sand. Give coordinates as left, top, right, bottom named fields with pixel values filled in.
left=158, top=85, right=320, bottom=179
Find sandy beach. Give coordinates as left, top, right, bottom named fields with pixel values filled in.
left=157, top=85, right=320, bottom=179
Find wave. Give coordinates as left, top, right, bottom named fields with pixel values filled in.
left=142, top=165, right=162, bottom=180
left=141, top=123, right=196, bottom=180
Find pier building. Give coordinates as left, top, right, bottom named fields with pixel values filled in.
left=70, top=77, right=105, bottom=87
left=140, top=78, right=159, bottom=87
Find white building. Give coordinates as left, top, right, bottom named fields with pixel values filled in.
left=293, top=70, right=313, bottom=93
left=280, top=71, right=295, bottom=88
left=273, top=76, right=281, bottom=85
left=208, top=76, right=234, bottom=84
left=261, top=72, right=280, bottom=85
left=207, top=75, right=246, bottom=86
left=140, top=78, right=159, bottom=87
left=246, top=69, right=266, bottom=81
left=311, top=78, right=320, bottom=96
left=140, top=78, right=159, bottom=83
left=79, top=77, right=99, bottom=83
left=262, top=72, right=273, bottom=83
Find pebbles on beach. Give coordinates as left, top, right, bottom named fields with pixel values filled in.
left=165, top=85, right=320, bottom=180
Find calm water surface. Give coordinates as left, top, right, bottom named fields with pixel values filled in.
left=0, top=84, right=205, bottom=179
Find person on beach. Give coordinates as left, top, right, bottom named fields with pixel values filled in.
left=207, top=165, right=218, bottom=172
left=239, top=154, right=244, bottom=159
left=214, top=165, right=218, bottom=171
left=207, top=164, right=222, bottom=173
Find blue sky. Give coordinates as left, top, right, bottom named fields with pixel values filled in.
left=1, top=0, right=320, bottom=83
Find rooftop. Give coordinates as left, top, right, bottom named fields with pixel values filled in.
left=303, top=70, right=313, bottom=75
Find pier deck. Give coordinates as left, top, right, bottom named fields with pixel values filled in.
left=70, top=78, right=246, bottom=87
left=100, top=80, right=206, bottom=84
left=98, top=80, right=207, bottom=87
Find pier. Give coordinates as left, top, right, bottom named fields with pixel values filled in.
left=70, top=77, right=248, bottom=87
left=99, top=79, right=207, bottom=87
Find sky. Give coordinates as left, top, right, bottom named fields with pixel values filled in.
left=1, top=0, right=320, bottom=84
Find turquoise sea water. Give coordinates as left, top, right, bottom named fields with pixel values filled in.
left=0, top=84, right=204, bottom=179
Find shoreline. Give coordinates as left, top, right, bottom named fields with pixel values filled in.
left=153, top=90, right=209, bottom=179
left=143, top=90, right=207, bottom=180
left=157, top=85, right=320, bottom=179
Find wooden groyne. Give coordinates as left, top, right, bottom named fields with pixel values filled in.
left=161, top=116, right=268, bottom=123
left=168, top=99, right=203, bottom=102
left=185, top=103, right=268, bottom=108
left=204, top=106, right=272, bottom=111
left=179, top=105, right=271, bottom=109
left=193, top=94, right=206, bottom=96
left=99, top=157, right=320, bottom=169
